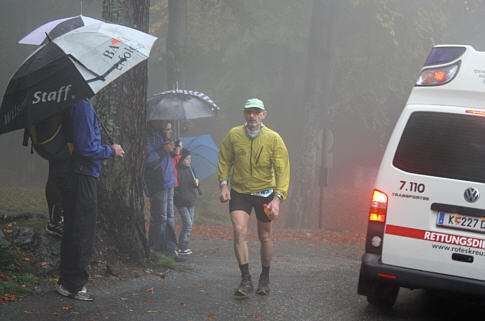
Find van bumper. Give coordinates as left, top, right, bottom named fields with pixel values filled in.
left=358, top=253, right=485, bottom=297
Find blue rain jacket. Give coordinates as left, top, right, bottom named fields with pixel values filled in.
left=146, top=129, right=176, bottom=189
left=70, top=99, right=113, bottom=178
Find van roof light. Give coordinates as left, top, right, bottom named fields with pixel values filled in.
left=424, top=46, right=466, bottom=66
left=466, top=110, right=485, bottom=116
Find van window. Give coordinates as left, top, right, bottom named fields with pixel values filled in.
left=393, top=111, right=485, bottom=183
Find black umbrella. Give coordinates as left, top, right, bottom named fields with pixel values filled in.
left=147, top=89, right=220, bottom=121
left=0, top=22, right=157, bottom=135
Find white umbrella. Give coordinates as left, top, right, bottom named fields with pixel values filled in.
left=0, top=22, right=157, bottom=134
left=18, top=15, right=103, bottom=45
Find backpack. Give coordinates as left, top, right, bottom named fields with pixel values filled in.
left=23, top=110, right=73, bottom=161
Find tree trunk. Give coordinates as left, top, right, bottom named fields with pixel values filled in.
left=95, top=0, right=151, bottom=263
left=287, top=0, right=340, bottom=228
left=166, top=0, right=186, bottom=137
left=167, top=0, right=187, bottom=89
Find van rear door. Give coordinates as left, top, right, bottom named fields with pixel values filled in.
left=379, top=106, right=485, bottom=281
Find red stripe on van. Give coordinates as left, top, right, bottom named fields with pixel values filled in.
left=385, top=225, right=425, bottom=239
left=385, top=224, right=485, bottom=249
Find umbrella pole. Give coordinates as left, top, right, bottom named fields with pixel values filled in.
left=190, top=166, right=202, bottom=195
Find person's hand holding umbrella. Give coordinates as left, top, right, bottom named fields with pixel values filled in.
left=111, top=144, right=125, bottom=158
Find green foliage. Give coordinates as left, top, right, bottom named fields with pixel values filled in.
left=12, top=273, right=40, bottom=286
left=0, top=279, right=34, bottom=296
left=0, top=187, right=47, bottom=215
left=154, top=252, right=177, bottom=269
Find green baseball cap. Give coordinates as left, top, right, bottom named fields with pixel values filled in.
left=244, top=98, right=265, bottom=110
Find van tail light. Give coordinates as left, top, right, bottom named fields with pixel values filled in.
left=365, top=189, right=388, bottom=254
left=415, top=61, right=460, bottom=86
left=369, top=190, right=388, bottom=223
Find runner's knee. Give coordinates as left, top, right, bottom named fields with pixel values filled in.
left=233, top=225, right=247, bottom=242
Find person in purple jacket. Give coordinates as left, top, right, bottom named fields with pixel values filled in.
left=56, top=98, right=124, bottom=301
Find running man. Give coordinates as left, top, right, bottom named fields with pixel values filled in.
left=218, top=98, right=290, bottom=296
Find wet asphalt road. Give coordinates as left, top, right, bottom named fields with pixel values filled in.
left=1, top=235, right=484, bottom=321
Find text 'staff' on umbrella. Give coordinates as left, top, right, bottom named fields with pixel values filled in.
left=0, top=43, right=93, bottom=134
left=0, top=22, right=157, bottom=135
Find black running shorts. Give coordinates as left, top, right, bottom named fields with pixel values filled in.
left=229, top=189, right=272, bottom=222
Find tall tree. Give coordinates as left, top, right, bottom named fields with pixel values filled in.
left=166, top=0, right=186, bottom=136
left=95, top=0, right=151, bottom=262
left=287, top=0, right=340, bottom=228
left=166, top=0, right=186, bottom=89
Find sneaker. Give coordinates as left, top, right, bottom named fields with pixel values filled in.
left=256, top=274, right=270, bottom=296
left=177, top=248, right=192, bottom=256
left=167, top=251, right=186, bottom=262
left=56, top=284, right=94, bottom=301
left=45, top=222, right=63, bottom=238
left=234, top=277, right=253, bottom=297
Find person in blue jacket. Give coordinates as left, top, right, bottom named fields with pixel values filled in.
left=56, top=98, right=124, bottom=301
left=144, top=120, right=180, bottom=259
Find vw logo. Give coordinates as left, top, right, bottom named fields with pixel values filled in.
left=464, top=187, right=480, bottom=203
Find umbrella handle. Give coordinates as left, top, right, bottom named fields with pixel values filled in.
left=98, top=118, right=114, bottom=145
left=190, top=166, right=202, bottom=196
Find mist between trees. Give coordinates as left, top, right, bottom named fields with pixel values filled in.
left=1, top=0, right=484, bottom=231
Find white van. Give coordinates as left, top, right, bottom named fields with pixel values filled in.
left=358, top=45, right=485, bottom=307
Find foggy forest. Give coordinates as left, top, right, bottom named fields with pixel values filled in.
left=1, top=0, right=485, bottom=235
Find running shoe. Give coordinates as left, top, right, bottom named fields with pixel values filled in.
left=45, top=222, right=63, bottom=238
left=234, top=277, right=253, bottom=296
left=56, top=284, right=94, bottom=301
left=256, top=274, right=270, bottom=296
left=177, top=248, right=192, bottom=256
left=167, top=251, right=186, bottom=262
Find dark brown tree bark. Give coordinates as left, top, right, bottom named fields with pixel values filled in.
left=286, top=0, right=340, bottom=228
left=94, top=0, right=151, bottom=262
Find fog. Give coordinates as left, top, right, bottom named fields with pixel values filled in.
left=1, top=0, right=485, bottom=230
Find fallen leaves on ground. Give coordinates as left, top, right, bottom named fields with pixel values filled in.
left=1, top=293, right=18, bottom=303
left=205, top=312, right=216, bottom=320
left=191, top=225, right=364, bottom=246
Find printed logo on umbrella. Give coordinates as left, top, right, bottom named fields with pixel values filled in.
left=111, top=38, right=122, bottom=45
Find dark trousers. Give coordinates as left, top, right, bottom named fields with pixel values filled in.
left=45, top=162, right=65, bottom=224
left=59, top=174, right=97, bottom=293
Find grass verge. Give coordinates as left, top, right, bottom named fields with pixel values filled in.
left=154, top=252, right=177, bottom=269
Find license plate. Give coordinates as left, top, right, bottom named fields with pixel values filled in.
left=437, top=211, right=485, bottom=234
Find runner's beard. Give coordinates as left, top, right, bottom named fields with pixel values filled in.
left=247, top=119, right=258, bottom=131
